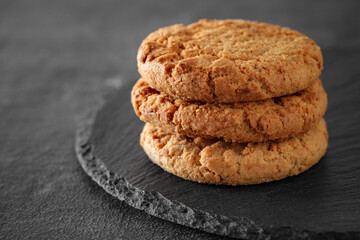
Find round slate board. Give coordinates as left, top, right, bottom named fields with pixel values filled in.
left=76, top=49, right=360, bottom=239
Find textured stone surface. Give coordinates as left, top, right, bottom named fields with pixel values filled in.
left=76, top=108, right=263, bottom=239
left=75, top=86, right=358, bottom=238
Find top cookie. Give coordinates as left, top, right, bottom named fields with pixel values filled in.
left=137, top=19, right=323, bottom=103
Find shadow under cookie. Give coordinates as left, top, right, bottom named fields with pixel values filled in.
left=132, top=78, right=327, bottom=143
left=140, top=119, right=328, bottom=186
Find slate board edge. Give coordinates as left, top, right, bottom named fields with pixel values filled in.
left=74, top=90, right=359, bottom=240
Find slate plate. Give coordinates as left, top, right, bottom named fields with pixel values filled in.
left=75, top=49, right=360, bottom=239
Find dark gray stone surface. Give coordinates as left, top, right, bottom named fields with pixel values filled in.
left=1, top=0, right=360, bottom=239
left=76, top=106, right=263, bottom=239
left=75, top=77, right=360, bottom=238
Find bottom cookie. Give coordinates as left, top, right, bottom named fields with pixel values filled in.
left=140, top=119, right=328, bottom=185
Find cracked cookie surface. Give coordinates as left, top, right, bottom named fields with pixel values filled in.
left=132, top=78, right=327, bottom=143
left=137, top=19, right=323, bottom=103
left=140, top=119, right=328, bottom=185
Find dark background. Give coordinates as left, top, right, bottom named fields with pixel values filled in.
left=1, top=0, right=360, bottom=239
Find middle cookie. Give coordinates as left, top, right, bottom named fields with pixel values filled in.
left=132, top=78, right=327, bottom=143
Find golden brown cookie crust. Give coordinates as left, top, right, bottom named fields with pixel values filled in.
left=132, top=78, right=327, bottom=143
left=140, top=119, right=328, bottom=185
left=137, top=19, right=323, bottom=103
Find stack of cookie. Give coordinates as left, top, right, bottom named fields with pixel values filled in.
left=131, top=19, right=328, bottom=185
